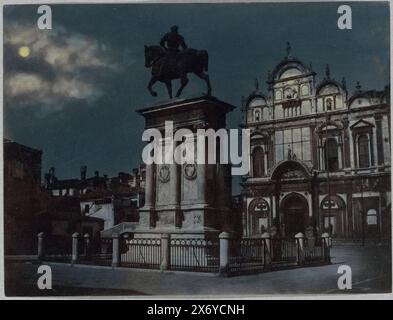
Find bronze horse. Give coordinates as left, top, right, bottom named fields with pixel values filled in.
left=144, top=45, right=211, bottom=98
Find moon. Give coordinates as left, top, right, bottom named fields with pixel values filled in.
left=18, top=46, right=30, bottom=58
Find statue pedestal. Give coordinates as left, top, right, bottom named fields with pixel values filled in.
left=136, top=95, right=235, bottom=239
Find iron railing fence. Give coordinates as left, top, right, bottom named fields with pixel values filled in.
left=303, top=238, right=324, bottom=264
left=229, top=238, right=267, bottom=274
left=43, top=235, right=72, bottom=262
left=120, top=238, right=161, bottom=269
left=38, top=233, right=330, bottom=274
left=271, top=238, right=298, bottom=264
left=77, top=238, right=113, bottom=266
left=170, top=238, right=219, bottom=273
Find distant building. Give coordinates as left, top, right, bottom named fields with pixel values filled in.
left=241, top=46, right=391, bottom=240
left=42, top=165, right=145, bottom=239
left=4, top=139, right=46, bottom=254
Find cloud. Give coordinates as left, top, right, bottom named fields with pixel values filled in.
left=4, top=21, right=121, bottom=116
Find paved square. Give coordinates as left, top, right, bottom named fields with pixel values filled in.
left=5, top=245, right=391, bottom=296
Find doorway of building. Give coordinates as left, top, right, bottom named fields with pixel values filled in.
left=320, top=195, right=346, bottom=237
left=281, top=193, right=308, bottom=237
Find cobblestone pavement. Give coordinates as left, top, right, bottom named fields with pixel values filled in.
left=4, top=245, right=391, bottom=297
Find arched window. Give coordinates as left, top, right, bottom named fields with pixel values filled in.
left=367, top=209, right=377, bottom=225
left=248, top=198, right=270, bottom=235
left=325, top=138, right=339, bottom=171
left=254, top=109, right=261, bottom=122
left=326, top=98, right=333, bottom=111
left=358, top=135, right=370, bottom=168
left=301, top=84, right=309, bottom=96
left=252, top=147, right=264, bottom=177
left=275, top=90, right=282, bottom=101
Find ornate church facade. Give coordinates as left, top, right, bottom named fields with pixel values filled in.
left=241, top=45, right=391, bottom=240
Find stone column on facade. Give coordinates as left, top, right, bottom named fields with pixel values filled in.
left=311, top=172, right=320, bottom=236
left=338, top=140, right=343, bottom=169
left=268, top=133, right=274, bottom=169
left=318, top=145, right=324, bottom=171
left=264, top=149, right=268, bottom=176
left=375, top=114, right=384, bottom=166
left=311, top=125, right=318, bottom=167
left=382, top=115, right=390, bottom=164
left=274, top=185, right=281, bottom=233
left=370, top=129, right=376, bottom=166
left=348, top=180, right=355, bottom=238
left=351, top=133, right=357, bottom=169
left=342, top=116, right=351, bottom=169
left=272, top=195, right=276, bottom=219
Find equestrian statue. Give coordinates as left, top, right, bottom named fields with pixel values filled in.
left=144, top=25, right=211, bottom=98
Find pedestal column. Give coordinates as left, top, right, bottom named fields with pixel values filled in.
left=144, top=163, right=155, bottom=208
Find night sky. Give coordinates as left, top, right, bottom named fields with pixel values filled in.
left=3, top=2, right=390, bottom=192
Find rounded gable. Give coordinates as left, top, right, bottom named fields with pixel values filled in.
left=316, top=79, right=342, bottom=95
left=279, top=67, right=303, bottom=79
left=271, top=58, right=312, bottom=81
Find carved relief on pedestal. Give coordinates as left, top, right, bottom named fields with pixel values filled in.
left=158, top=165, right=170, bottom=183
left=184, top=163, right=197, bottom=180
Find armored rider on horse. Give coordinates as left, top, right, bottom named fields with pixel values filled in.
left=144, top=26, right=211, bottom=98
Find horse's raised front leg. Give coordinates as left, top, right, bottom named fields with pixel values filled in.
left=148, top=77, right=158, bottom=97
left=165, top=80, right=173, bottom=99
left=195, top=71, right=212, bottom=96
left=176, top=73, right=189, bottom=97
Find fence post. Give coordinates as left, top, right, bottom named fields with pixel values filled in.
left=112, top=233, right=120, bottom=267
left=305, top=226, right=315, bottom=248
left=84, top=233, right=91, bottom=259
left=321, top=232, right=331, bottom=263
left=71, top=232, right=79, bottom=265
left=219, top=232, right=230, bottom=276
left=261, top=232, right=272, bottom=271
left=160, top=233, right=171, bottom=271
left=37, top=232, right=44, bottom=262
left=295, top=232, right=305, bottom=266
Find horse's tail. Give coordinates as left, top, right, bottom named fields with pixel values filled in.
left=201, top=50, right=208, bottom=72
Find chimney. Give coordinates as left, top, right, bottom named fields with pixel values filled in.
left=49, top=167, right=56, bottom=184
left=94, top=170, right=99, bottom=178
left=80, top=166, right=87, bottom=180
